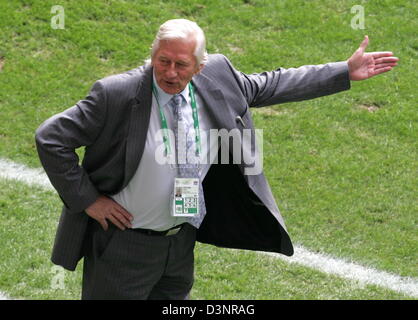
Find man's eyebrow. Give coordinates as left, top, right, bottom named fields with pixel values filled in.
left=157, top=53, right=194, bottom=67
left=158, top=55, right=190, bottom=64
left=176, top=60, right=191, bottom=65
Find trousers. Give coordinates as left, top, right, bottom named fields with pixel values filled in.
left=81, top=220, right=196, bottom=300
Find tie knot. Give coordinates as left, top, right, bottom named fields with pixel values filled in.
left=171, top=94, right=183, bottom=108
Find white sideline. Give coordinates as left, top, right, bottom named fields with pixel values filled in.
left=0, top=157, right=417, bottom=298
left=0, top=158, right=53, bottom=190
left=0, top=292, right=10, bottom=300
left=263, top=248, right=418, bottom=298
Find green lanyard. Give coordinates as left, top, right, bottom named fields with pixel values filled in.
left=152, top=82, right=201, bottom=158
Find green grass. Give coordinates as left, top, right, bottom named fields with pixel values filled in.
left=0, top=0, right=417, bottom=299
left=0, top=180, right=82, bottom=299
left=0, top=179, right=412, bottom=300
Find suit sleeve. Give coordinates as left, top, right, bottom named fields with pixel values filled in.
left=221, top=55, right=350, bottom=108
left=35, top=81, right=107, bottom=213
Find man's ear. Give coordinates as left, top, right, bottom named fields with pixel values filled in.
left=195, top=64, right=205, bottom=75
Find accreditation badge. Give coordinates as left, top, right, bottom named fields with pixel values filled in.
left=172, top=177, right=199, bottom=217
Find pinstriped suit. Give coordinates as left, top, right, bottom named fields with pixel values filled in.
left=35, top=54, right=350, bottom=282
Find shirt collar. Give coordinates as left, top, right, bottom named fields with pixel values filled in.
left=152, top=72, right=189, bottom=107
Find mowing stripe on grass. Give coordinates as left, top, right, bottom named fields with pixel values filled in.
left=1, top=157, right=417, bottom=298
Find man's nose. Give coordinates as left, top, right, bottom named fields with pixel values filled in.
left=165, top=63, right=178, bottom=78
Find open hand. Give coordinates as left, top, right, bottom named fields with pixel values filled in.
left=85, top=195, right=133, bottom=231
left=347, top=35, right=399, bottom=81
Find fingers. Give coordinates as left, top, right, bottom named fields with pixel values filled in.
left=115, top=205, right=134, bottom=223
left=373, top=56, right=398, bottom=75
left=85, top=195, right=133, bottom=231
left=372, top=66, right=393, bottom=76
left=371, top=51, right=396, bottom=59
left=375, top=62, right=398, bottom=70
left=100, top=211, right=131, bottom=231
left=112, top=206, right=133, bottom=230
left=359, top=36, right=399, bottom=61
left=358, top=35, right=369, bottom=53
left=105, top=203, right=133, bottom=230
left=107, top=213, right=128, bottom=231
left=374, top=56, right=399, bottom=64
left=99, top=218, right=109, bottom=231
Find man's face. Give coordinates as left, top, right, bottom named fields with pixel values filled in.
left=152, top=39, right=203, bottom=94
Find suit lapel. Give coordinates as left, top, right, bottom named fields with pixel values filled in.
left=123, top=65, right=153, bottom=188
left=123, top=67, right=240, bottom=188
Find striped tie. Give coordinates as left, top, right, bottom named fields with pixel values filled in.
left=170, top=94, right=206, bottom=228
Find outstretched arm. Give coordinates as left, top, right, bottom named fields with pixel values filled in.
left=347, top=35, right=399, bottom=81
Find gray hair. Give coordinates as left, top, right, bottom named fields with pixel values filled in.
left=149, top=19, right=208, bottom=66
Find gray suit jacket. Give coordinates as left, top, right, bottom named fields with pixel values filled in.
left=35, top=54, right=350, bottom=271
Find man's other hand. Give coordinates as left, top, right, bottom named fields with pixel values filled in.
left=85, top=195, right=133, bottom=231
left=347, top=35, right=399, bottom=81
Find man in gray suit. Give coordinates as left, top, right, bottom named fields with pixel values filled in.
left=35, top=19, right=398, bottom=299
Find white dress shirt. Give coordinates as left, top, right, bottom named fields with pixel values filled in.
left=111, top=74, right=218, bottom=231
